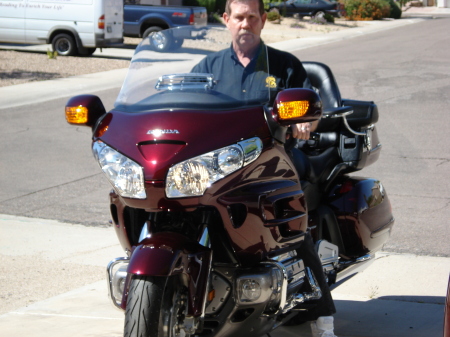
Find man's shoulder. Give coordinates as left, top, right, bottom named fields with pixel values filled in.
left=204, top=47, right=231, bottom=61
left=267, top=45, right=299, bottom=62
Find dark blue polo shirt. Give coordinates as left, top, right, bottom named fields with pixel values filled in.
left=191, top=42, right=311, bottom=104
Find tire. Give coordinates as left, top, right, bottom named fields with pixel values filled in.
left=314, top=11, right=326, bottom=19
left=52, top=33, right=77, bottom=56
left=78, top=48, right=96, bottom=56
left=172, top=38, right=184, bottom=50
left=124, top=275, right=189, bottom=337
left=143, top=26, right=175, bottom=52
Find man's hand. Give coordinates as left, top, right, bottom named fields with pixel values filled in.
left=291, top=122, right=312, bottom=140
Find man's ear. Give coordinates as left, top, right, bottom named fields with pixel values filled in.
left=223, top=12, right=229, bottom=24
left=261, top=12, right=267, bottom=27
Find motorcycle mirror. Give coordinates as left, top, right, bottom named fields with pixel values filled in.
left=273, top=88, right=322, bottom=126
left=65, top=94, right=106, bottom=128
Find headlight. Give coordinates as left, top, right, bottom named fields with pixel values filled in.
left=92, top=141, right=146, bottom=199
left=166, top=137, right=263, bottom=198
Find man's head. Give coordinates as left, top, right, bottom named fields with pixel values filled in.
left=225, top=0, right=265, bottom=15
left=223, top=0, right=267, bottom=55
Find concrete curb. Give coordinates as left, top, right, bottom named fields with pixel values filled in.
left=0, top=214, right=449, bottom=336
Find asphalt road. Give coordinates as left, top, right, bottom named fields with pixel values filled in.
left=0, top=16, right=449, bottom=258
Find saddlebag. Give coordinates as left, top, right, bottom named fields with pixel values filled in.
left=330, top=176, right=395, bottom=259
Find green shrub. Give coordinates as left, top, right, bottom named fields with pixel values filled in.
left=387, top=0, right=402, bottom=19
left=344, top=0, right=391, bottom=20
left=267, top=9, right=281, bottom=21
left=324, top=13, right=335, bottom=23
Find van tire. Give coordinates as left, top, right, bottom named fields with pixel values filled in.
left=52, top=33, right=77, bottom=56
left=79, top=48, right=96, bottom=56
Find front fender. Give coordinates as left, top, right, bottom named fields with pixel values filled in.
left=123, top=232, right=212, bottom=316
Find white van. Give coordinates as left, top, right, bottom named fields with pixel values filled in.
left=0, top=0, right=123, bottom=56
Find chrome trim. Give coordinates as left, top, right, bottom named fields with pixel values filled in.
left=199, top=249, right=213, bottom=320
left=238, top=137, right=263, bottom=165
left=286, top=267, right=322, bottom=312
left=261, top=261, right=288, bottom=315
left=106, top=257, right=130, bottom=310
left=155, top=73, right=215, bottom=91
left=335, top=254, right=375, bottom=284
left=370, top=143, right=382, bottom=154
left=339, top=253, right=372, bottom=266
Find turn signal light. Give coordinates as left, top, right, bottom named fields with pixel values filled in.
left=65, top=106, right=88, bottom=124
left=277, top=100, right=309, bottom=120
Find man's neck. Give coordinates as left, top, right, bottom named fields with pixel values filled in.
left=233, top=42, right=260, bottom=67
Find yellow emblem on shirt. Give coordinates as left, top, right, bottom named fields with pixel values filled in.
left=266, top=76, right=277, bottom=88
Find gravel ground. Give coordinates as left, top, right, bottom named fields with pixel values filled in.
left=0, top=18, right=365, bottom=88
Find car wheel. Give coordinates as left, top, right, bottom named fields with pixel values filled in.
left=314, top=11, right=326, bottom=19
left=143, top=26, right=175, bottom=52
left=52, top=33, right=77, bottom=56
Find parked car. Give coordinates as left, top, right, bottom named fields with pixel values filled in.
left=269, top=0, right=342, bottom=18
left=123, top=0, right=207, bottom=51
left=0, top=0, right=123, bottom=56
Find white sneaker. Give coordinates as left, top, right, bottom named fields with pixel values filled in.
left=310, top=316, right=337, bottom=337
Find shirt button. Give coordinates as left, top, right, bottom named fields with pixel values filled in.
left=243, top=90, right=246, bottom=92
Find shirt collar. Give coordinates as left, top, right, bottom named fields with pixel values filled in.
left=229, top=41, right=265, bottom=67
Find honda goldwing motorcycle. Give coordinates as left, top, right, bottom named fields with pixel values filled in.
left=65, top=27, right=394, bottom=337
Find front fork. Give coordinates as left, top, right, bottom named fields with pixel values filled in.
left=107, top=231, right=212, bottom=320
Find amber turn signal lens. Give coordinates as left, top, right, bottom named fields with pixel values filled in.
left=65, top=106, right=88, bottom=124
left=277, top=100, right=309, bottom=120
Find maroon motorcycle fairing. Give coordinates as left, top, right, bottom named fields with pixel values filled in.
left=100, top=105, right=310, bottom=267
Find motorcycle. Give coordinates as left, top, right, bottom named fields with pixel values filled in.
left=65, top=27, right=394, bottom=337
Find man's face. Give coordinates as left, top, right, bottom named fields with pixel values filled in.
left=223, top=0, right=267, bottom=53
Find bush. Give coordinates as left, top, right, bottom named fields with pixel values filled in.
left=267, top=9, right=281, bottom=21
left=344, top=0, right=391, bottom=20
left=387, top=0, right=402, bottom=19
left=324, top=13, right=335, bottom=23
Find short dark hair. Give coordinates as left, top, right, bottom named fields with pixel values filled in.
left=225, top=0, right=265, bottom=16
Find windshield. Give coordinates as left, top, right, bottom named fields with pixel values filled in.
left=115, top=27, right=272, bottom=112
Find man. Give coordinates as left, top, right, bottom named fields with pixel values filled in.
left=192, top=0, right=338, bottom=336
left=192, top=0, right=317, bottom=141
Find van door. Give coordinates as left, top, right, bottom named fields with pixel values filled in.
left=104, top=0, right=123, bottom=40
left=0, top=0, right=26, bottom=42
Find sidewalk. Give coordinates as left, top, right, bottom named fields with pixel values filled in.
left=0, top=214, right=449, bottom=337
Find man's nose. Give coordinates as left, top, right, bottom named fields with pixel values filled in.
left=241, top=17, right=251, bottom=28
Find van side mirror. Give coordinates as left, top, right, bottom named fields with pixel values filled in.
left=273, top=88, right=322, bottom=126
left=65, top=94, right=106, bottom=128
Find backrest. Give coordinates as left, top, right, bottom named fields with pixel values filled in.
left=303, top=61, right=342, bottom=131
left=303, top=61, right=342, bottom=109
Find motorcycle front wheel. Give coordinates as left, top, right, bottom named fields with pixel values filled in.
left=124, top=275, right=189, bottom=337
